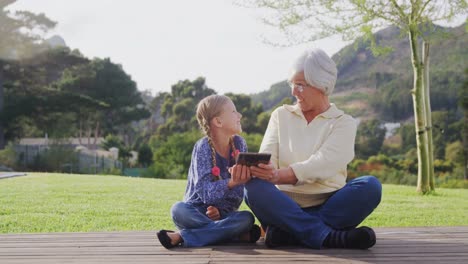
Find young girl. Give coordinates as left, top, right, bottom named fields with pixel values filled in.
left=157, top=95, right=260, bottom=248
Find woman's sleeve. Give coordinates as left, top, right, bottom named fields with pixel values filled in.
left=191, top=141, right=232, bottom=205
left=259, top=109, right=280, bottom=169
left=290, top=116, right=357, bottom=185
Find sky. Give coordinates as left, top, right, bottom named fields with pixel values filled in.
left=8, top=0, right=349, bottom=96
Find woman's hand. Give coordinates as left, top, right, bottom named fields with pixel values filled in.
left=228, top=164, right=251, bottom=189
left=250, top=162, right=280, bottom=184
left=206, top=206, right=220, bottom=220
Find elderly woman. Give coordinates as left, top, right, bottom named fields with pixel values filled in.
left=245, top=48, right=382, bottom=249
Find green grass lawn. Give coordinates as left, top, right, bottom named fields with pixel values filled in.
left=0, top=173, right=467, bottom=233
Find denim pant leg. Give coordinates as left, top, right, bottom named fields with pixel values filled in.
left=315, top=175, right=382, bottom=229
left=244, top=178, right=331, bottom=249
left=170, top=202, right=254, bottom=247
left=171, top=202, right=211, bottom=230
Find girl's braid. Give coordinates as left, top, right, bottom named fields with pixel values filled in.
left=229, top=136, right=237, bottom=161
left=203, top=121, right=217, bottom=170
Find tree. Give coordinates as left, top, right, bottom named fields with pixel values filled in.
left=137, top=144, right=153, bottom=168
left=101, top=134, right=131, bottom=166
left=240, top=0, right=467, bottom=194
left=0, top=0, right=56, bottom=149
left=153, top=77, right=216, bottom=138
left=355, top=119, right=386, bottom=158
left=461, top=68, right=468, bottom=180
left=0, top=48, right=100, bottom=143
left=56, top=58, right=150, bottom=147
left=147, top=130, right=201, bottom=179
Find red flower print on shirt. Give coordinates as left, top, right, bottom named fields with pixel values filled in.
left=211, top=166, right=220, bottom=177
left=231, top=149, right=240, bottom=158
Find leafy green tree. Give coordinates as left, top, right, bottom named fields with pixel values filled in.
left=445, top=141, right=464, bottom=167
left=240, top=0, right=467, bottom=193
left=251, top=81, right=294, bottom=111
left=154, top=77, right=216, bottom=139
left=1, top=48, right=103, bottom=143
left=0, top=0, right=56, bottom=149
left=137, top=144, right=153, bottom=167
left=146, top=130, right=202, bottom=179
left=461, top=68, right=468, bottom=179
left=0, top=142, right=16, bottom=169
left=101, top=134, right=131, bottom=166
left=400, top=123, right=416, bottom=153
left=430, top=111, right=462, bottom=160
left=159, top=93, right=174, bottom=120
left=256, top=111, right=271, bottom=134
left=355, top=119, right=386, bottom=159
left=370, top=76, right=414, bottom=120
left=0, top=1, right=56, bottom=56
left=173, top=98, right=196, bottom=128
left=101, top=134, right=124, bottom=150
left=56, top=58, right=150, bottom=145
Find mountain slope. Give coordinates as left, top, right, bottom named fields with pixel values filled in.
left=334, top=23, right=467, bottom=92
left=252, top=23, right=467, bottom=121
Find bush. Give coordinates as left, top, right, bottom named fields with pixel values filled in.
left=368, top=168, right=417, bottom=186
left=144, top=130, right=201, bottom=179
left=445, top=141, right=464, bottom=166
left=367, top=154, right=392, bottom=166
left=434, top=159, right=454, bottom=173
left=101, top=167, right=122, bottom=176
left=0, top=143, right=17, bottom=170
left=137, top=144, right=153, bottom=167
left=437, top=179, right=468, bottom=189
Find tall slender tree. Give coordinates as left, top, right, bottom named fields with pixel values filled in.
left=238, top=0, right=467, bottom=193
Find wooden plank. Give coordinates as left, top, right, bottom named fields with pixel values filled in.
left=0, top=227, right=466, bottom=263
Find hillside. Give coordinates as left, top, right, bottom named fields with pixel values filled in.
left=251, top=23, right=467, bottom=121
left=334, top=23, right=466, bottom=92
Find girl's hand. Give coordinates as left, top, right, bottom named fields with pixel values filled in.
left=206, top=206, right=220, bottom=220
left=228, top=164, right=251, bottom=188
left=250, top=162, right=280, bottom=184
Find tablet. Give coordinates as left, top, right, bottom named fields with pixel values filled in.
left=235, top=152, right=271, bottom=166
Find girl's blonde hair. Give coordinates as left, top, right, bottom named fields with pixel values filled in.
left=196, top=95, right=237, bottom=176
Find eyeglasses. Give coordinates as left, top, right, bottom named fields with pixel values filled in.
left=287, top=81, right=308, bottom=93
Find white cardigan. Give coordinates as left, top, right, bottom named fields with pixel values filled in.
left=260, top=103, right=357, bottom=207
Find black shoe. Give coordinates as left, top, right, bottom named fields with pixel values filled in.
left=351, top=226, right=376, bottom=249
left=249, top=224, right=261, bottom=243
left=323, top=226, right=376, bottom=249
left=264, top=225, right=298, bottom=248
left=157, top=230, right=181, bottom=249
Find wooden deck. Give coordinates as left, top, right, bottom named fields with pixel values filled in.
left=1, top=227, right=467, bottom=263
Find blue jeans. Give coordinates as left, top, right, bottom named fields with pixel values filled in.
left=171, top=201, right=254, bottom=247
left=244, top=176, right=382, bottom=249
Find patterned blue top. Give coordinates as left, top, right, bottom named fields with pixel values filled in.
left=183, top=135, right=248, bottom=215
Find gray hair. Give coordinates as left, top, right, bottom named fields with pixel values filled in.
left=290, top=48, right=338, bottom=95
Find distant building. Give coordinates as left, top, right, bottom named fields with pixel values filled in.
left=14, top=137, right=121, bottom=174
